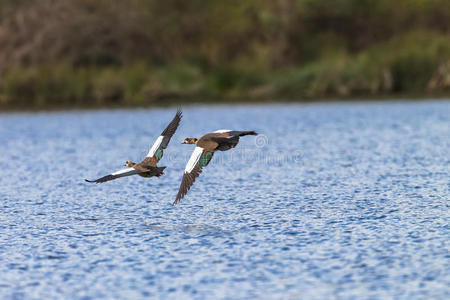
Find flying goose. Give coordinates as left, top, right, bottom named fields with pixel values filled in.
left=85, top=109, right=182, bottom=183
left=174, top=130, right=257, bottom=204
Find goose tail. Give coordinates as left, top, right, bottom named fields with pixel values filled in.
left=154, top=166, right=166, bottom=177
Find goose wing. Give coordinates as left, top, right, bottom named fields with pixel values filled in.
left=85, top=167, right=138, bottom=183
left=213, top=129, right=257, bottom=137
left=144, top=109, right=182, bottom=164
left=174, top=146, right=214, bottom=205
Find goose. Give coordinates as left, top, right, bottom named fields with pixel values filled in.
left=85, top=109, right=182, bottom=183
left=174, top=130, right=257, bottom=204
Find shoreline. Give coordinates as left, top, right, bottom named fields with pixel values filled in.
left=1, top=96, right=448, bottom=114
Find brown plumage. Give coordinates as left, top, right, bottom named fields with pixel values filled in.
left=124, top=161, right=166, bottom=177
left=175, top=164, right=205, bottom=204
left=174, top=130, right=257, bottom=204
left=85, top=109, right=182, bottom=184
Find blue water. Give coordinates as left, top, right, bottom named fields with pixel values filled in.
left=0, top=101, right=449, bottom=299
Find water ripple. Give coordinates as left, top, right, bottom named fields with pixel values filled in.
left=0, top=102, right=449, bottom=299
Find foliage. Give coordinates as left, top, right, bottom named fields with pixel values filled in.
left=0, top=0, right=449, bottom=108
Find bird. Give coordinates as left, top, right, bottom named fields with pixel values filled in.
left=85, top=109, right=182, bottom=184
left=174, top=130, right=257, bottom=204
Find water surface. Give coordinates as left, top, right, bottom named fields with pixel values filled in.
left=0, top=101, right=449, bottom=299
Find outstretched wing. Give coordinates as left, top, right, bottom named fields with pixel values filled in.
left=213, top=129, right=257, bottom=137
left=145, top=109, right=182, bottom=163
left=85, top=167, right=138, bottom=184
left=174, top=147, right=214, bottom=205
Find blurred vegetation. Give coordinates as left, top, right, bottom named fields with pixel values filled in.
left=0, top=0, right=449, bottom=109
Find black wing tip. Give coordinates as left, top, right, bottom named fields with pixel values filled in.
left=85, top=179, right=101, bottom=183
left=85, top=174, right=116, bottom=183
left=161, top=108, right=183, bottom=137
left=174, top=107, right=183, bottom=121
left=230, top=130, right=258, bottom=137
left=246, top=131, right=258, bottom=136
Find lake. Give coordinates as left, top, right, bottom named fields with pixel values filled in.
left=0, top=101, right=449, bottom=299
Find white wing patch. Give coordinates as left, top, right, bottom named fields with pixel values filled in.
left=214, top=129, right=232, bottom=133
left=185, top=147, right=204, bottom=173
left=112, top=167, right=136, bottom=176
left=146, top=135, right=164, bottom=157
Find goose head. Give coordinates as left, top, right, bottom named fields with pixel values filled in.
left=181, top=137, right=198, bottom=144
left=124, top=161, right=136, bottom=167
